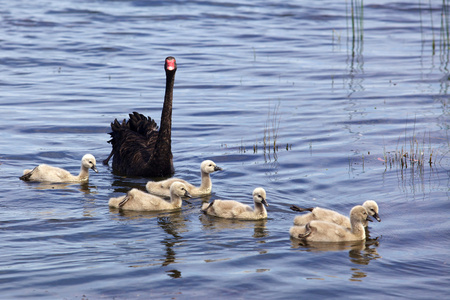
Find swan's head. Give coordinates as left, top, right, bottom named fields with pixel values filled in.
left=82, top=154, right=98, bottom=173
left=165, top=56, right=177, bottom=72
left=170, top=182, right=192, bottom=198
left=363, top=200, right=381, bottom=222
left=350, top=205, right=369, bottom=223
left=253, top=187, right=268, bottom=207
left=201, top=160, right=222, bottom=174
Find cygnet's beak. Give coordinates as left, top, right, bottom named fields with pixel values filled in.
left=184, top=190, right=192, bottom=198
left=214, top=165, right=223, bottom=171
left=261, top=199, right=269, bottom=207
left=91, top=166, right=99, bottom=173
left=372, top=212, right=381, bottom=222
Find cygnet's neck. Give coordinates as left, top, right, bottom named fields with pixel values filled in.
left=78, top=165, right=90, bottom=181
left=198, top=171, right=212, bottom=193
left=169, top=193, right=182, bottom=208
left=254, top=201, right=267, bottom=217
left=350, top=218, right=366, bottom=239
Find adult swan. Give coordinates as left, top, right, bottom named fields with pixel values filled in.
left=103, top=56, right=177, bottom=177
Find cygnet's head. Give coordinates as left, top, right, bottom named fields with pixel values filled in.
left=201, top=160, right=223, bottom=174
left=350, top=205, right=369, bottom=223
left=253, top=187, right=268, bottom=207
left=82, top=154, right=98, bottom=173
left=363, top=200, right=381, bottom=222
left=170, top=182, right=192, bottom=198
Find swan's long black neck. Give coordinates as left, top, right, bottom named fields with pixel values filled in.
left=159, top=68, right=176, bottom=142
left=150, top=57, right=177, bottom=176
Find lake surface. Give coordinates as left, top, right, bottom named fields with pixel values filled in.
left=1, top=0, right=449, bottom=298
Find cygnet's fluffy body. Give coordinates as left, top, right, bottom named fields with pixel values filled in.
left=289, top=205, right=368, bottom=242
left=291, top=200, right=381, bottom=229
left=146, top=160, right=222, bottom=197
left=20, top=154, right=98, bottom=183
left=201, top=187, right=268, bottom=220
left=109, top=182, right=191, bottom=211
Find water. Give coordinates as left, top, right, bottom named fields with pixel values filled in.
left=1, top=0, right=449, bottom=298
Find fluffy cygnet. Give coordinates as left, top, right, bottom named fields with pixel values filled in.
left=20, top=154, right=98, bottom=183
left=201, top=187, right=268, bottom=220
left=290, top=200, right=381, bottom=229
left=289, top=205, right=369, bottom=242
left=109, top=182, right=192, bottom=211
left=146, top=160, right=222, bottom=197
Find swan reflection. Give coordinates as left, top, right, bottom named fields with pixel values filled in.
left=199, top=214, right=268, bottom=238
left=349, top=237, right=381, bottom=264
left=291, top=239, right=366, bottom=252
left=291, top=233, right=381, bottom=281
left=23, top=181, right=98, bottom=194
left=110, top=209, right=187, bottom=278
left=347, top=238, right=381, bottom=281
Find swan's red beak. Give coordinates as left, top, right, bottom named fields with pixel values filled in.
left=165, top=57, right=177, bottom=71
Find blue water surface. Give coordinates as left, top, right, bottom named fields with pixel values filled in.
left=0, top=0, right=449, bottom=299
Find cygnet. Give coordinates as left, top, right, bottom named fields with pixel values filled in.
left=20, top=154, right=98, bottom=183
left=146, top=160, right=222, bottom=197
left=201, top=187, right=268, bottom=220
left=109, top=182, right=191, bottom=211
left=290, top=200, right=381, bottom=229
left=289, top=205, right=369, bottom=242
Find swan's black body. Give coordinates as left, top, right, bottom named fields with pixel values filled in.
left=104, top=57, right=177, bottom=177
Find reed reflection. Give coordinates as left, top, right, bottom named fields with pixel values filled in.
left=419, top=0, right=450, bottom=93
left=345, top=0, right=365, bottom=96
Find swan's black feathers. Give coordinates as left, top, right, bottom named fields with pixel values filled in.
left=128, top=112, right=158, bottom=138
left=107, top=112, right=158, bottom=146
left=106, top=114, right=159, bottom=175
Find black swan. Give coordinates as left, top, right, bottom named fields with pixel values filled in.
left=103, top=56, right=177, bottom=177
